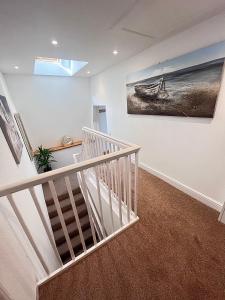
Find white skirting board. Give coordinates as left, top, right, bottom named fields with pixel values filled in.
left=139, top=162, right=222, bottom=212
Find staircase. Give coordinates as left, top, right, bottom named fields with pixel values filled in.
left=42, top=178, right=95, bottom=264
left=0, top=127, right=140, bottom=285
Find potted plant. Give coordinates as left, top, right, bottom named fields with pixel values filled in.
left=34, top=146, right=56, bottom=172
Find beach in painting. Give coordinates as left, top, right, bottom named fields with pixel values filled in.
left=127, top=58, right=224, bottom=117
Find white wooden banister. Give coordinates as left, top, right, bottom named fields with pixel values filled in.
left=82, top=127, right=137, bottom=148
left=6, top=194, right=50, bottom=275
left=0, top=127, right=140, bottom=284
left=0, top=146, right=140, bottom=197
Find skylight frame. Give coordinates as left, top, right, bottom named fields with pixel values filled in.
left=34, top=57, right=88, bottom=76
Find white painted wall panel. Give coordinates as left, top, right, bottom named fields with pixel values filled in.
left=5, top=75, right=91, bottom=149
left=91, top=13, right=225, bottom=209
left=0, top=73, right=60, bottom=300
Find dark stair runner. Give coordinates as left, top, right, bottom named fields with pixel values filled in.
left=42, top=177, right=95, bottom=264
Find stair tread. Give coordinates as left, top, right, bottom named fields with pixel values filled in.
left=51, top=202, right=88, bottom=231
left=42, top=178, right=94, bottom=265
left=43, top=174, right=79, bottom=198
left=45, top=187, right=81, bottom=206
left=62, top=237, right=95, bottom=264
left=62, top=236, right=95, bottom=264
left=54, top=215, right=90, bottom=245
left=48, top=193, right=84, bottom=218
left=58, top=227, right=93, bottom=256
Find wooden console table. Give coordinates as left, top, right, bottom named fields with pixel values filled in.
left=49, top=140, right=82, bottom=153
left=33, top=140, right=82, bottom=155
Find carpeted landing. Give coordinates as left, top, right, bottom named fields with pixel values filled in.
left=39, top=168, right=225, bottom=300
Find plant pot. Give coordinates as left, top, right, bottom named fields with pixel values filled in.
left=43, top=165, right=52, bottom=172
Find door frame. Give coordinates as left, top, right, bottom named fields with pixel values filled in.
left=92, top=104, right=108, bottom=133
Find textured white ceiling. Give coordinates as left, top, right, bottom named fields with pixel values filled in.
left=0, top=0, right=225, bottom=76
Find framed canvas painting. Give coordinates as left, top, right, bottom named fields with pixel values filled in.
left=14, top=113, right=33, bottom=160
left=127, top=41, right=225, bottom=118
left=0, top=95, right=23, bottom=164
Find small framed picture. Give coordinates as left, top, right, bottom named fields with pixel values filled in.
left=0, top=95, right=23, bottom=164
left=14, top=113, right=33, bottom=160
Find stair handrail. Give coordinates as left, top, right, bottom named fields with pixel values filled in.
left=0, top=128, right=141, bottom=284
left=82, top=126, right=138, bottom=148
left=0, top=146, right=140, bottom=197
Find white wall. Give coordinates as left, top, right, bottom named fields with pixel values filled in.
left=0, top=73, right=60, bottom=300
left=51, top=145, right=82, bottom=169
left=5, top=75, right=91, bottom=149
left=91, top=13, right=225, bottom=211
left=93, top=105, right=108, bottom=133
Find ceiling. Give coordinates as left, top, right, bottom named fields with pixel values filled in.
left=0, top=0, right=225, bottom=77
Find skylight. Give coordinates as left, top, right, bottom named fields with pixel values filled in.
left=34, top=57, right=88, bottom=76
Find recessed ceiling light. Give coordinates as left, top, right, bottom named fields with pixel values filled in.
left=14, top=66, right=19, bottom=70
left=51, top=40, right=58, bottom=46
left=87, top=71, right=90, bottom=74
left=113, top=50, right=118, bottom=55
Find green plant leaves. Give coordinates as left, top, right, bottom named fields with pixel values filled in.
left=34, top=145, right=56, bottom=170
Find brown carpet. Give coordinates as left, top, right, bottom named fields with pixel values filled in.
left=39, top=168, right=225, bottom=300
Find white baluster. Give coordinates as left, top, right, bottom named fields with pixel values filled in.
left=92, top=135, right=97, bottom=158
left=96, top=135, right=101, bottom=156
left=94, top=167, right=106, bottom=238
left=94, top=136, right=102, bottom=183
left=7, top=194, right=50, bottom=275
left=89, top=133, right=95, bottom=159
left=102, top=139, right=107, bottom=184
left=80, top=171, right=97, bottom=245
left=29, top=187, right=62, bottom=266
left=83, top=131, right=89, bottom=160
left=134, top=152, right=138, bottom=216
left=106, top=162, right=114, bottom=232
left=109, top=143, right=115, bottom=195
left=97, top=136, right=103, bottom=181
left=116, top=159, right=123, bottom=227
left=86, top=133, right=90, bottom=159
left=122, top=156, right=127, bottom=205
left=86, top=132, right=90, bottom=158
left=110, top=157, right=114, bottom=195
left=113, top=144, right=118, bottom=197
left=126, top=156, right=131, bottom=222
left=64, top=176, right=87, bottom=252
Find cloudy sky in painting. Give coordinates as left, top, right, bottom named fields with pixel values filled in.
left=127, top=40, right=225, bottom=84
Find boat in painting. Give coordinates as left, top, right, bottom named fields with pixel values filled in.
left=134, top=77, right=168, bottom=100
